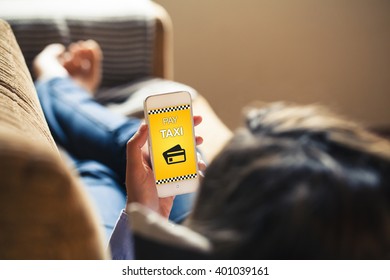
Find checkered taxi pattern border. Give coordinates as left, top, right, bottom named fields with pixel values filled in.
left=148, top=104, right=190, bottom=115
left=156, top=173, right=197, bottom=185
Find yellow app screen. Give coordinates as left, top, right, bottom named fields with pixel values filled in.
left=148, top=104, right=197, bottom=185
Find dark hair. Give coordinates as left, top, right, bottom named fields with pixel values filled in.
left=188, top=102, right=390, bottom=259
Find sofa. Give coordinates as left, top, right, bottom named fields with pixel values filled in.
left=0, top=18, right=108, bottom=259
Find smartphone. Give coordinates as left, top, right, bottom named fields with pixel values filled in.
left=144, top=91, right=199, bottom=197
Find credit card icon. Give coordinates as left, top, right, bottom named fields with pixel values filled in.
left=163, top=144, right=186, bottom=165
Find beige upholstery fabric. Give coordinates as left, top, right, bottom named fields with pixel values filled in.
left=0, top=20, right=57, bottom=151
left=0, top=131, right=107, bottom=259
left=0, top=19, right=107, bottom=259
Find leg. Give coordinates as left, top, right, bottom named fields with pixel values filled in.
left=36, top=77, right=139, bottom=184
left=34, top=42, right=140, bottom=184
left=169, top=193, right=196, bottom=223
left=69, top=155, right=127, bottom=243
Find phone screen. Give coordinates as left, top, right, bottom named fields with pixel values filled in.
left=147, top=103, right=198, bottom=186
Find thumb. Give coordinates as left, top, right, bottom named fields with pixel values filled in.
left=126, top=123, right=148, bottom=170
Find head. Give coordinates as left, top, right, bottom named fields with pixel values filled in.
left=188, top=102, right=390, bottom=259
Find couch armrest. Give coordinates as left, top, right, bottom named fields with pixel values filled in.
left=0, top=131, right=108, bottom=259
left=0, top=18, right=107, bottom=259
left=152, top=2, right=174, bottom=80
left=0, top=19, right=57, bottom=152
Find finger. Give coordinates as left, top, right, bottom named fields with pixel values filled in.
left=60, top=51, right=72, bottom=65
left=195, top=135, right=203, bottom=146
left=85, top=39, right=103, bottom=59
left=193, top=115, right=202, bottom=127
left=197, top=151, right=207, bottom=172
left=198, top=160, right=207, bottom=172
left=41, top=44, right=66, bottom=57
left=68, top=42, right=80, bottom=54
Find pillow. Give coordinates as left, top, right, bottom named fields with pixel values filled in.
left=96, top=77, right=199, bottom=118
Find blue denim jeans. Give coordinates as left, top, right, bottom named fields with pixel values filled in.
left=36, top=77, right=194, bottom=241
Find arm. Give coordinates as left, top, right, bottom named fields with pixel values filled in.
left=109, top=117, right=204, bottom=259
left=109, top=210, right=134, bottom=260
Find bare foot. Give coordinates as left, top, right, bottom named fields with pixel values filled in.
left=62, top=40, right=103, bottom=94
left=33, top=44, right=68, bottom=81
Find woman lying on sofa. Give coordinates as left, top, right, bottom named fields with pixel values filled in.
left=33, top=40, right=207, bottom=245
left=34, top=41, right=390, bottom=259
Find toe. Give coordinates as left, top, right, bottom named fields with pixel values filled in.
left=41, top=44, right=66, bottom=58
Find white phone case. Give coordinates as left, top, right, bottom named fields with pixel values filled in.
left=144, top=91, right=199, bottom=197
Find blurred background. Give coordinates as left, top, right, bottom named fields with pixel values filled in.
left=155, top=0, right=390, bottom=130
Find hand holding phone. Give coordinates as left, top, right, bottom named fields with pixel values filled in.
left=144, top=91, right=200, bottom=197
left=125, top=91, right=203, bottom=218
